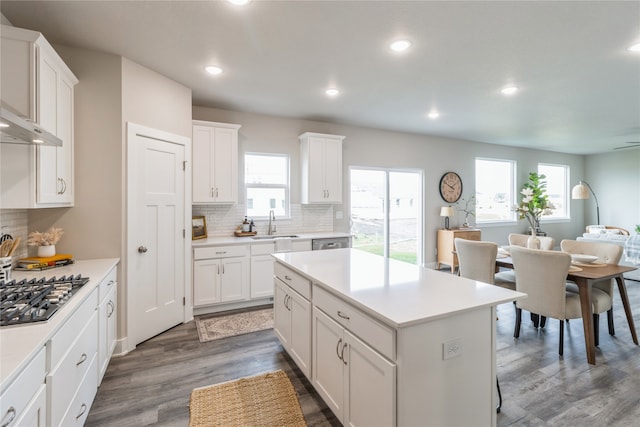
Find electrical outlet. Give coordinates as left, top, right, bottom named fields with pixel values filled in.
left=443, top=339, right=462, bottom=360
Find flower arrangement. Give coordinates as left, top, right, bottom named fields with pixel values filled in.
left=27, top=227, right=64, bottom=247
left=457, top=195, right=476, bottom=227
left=513, top=172, right=554, bottom=231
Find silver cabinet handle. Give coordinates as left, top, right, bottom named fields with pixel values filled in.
left=107, top=300, right=115, bottom=317
left=61, top=178, right=67, bottom=194
left=1, top=407, right=16, bottom=427
left=138, top=246, right=148, bottom=253
left=108, top=280, right=115, bottom=287
left=337, top=310, right=350, bottom=320
left=341, top=342, right=348, bottom=366
left=75, top=403, right=87, bottom=420
left=336, top=338, right=343, bottom=360
left=215, top=251, right=227, bottom=255
left=76, top=353, right=87, bottom=366
left=284, top=275, right=292, bottom=281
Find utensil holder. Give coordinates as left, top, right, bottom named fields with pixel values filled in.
left=0, top=257, right=12, bottom=282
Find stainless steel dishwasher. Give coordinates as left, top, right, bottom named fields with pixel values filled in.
left=311, top=236, right=351, bottom=250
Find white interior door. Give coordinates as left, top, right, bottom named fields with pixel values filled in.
left=127, top=123, right=188, bottom=346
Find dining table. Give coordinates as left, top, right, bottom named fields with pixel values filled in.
left=496, top=254, right=638, bottom=365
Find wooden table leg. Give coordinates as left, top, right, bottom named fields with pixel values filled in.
left=615, top=275, right=639, bottom=345
left=575, top=278, right=596, bottom=365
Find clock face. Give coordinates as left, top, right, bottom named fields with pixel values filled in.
left=439, top=172, right=463, bottom=203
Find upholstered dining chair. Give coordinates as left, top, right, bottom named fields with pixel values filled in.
left=494, top=233, right=556, bottom=292
left=510, top=246, right=582, bottom=356
left=560, top=239, right=623, bottom=346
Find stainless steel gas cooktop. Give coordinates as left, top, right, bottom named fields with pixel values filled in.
left=0, top=275, right=90, bottom=326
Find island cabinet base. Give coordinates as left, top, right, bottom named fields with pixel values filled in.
left=396, top=306, right=497, bottom=426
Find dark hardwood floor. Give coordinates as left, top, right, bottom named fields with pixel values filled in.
left=86, top=278, right=640, bottom=426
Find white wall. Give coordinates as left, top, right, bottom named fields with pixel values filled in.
left=193, top=106, right=588, bottom=265
left=585, top=149, right=640, bottom=233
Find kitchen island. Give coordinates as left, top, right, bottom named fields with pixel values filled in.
left=273, top=249, right=525, bottom=427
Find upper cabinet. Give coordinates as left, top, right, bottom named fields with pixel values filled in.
left=192, top=120, right=241, bottom=204
left=299, top=132, right=345, bottom=204
left=1, top=25, right=78, bottom=208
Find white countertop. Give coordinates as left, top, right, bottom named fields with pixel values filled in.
left=273, top=249, right=525, bottom=328
left=0, top=258, right=120, bottom=392
left=192, top=231, right=352, bottom=247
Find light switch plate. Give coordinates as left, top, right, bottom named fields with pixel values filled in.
left=443, top=339, right=462, bottom=360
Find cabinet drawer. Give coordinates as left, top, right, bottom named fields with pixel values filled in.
left=0, top=346, right=45, bottom=427
left=251, top=242, right=275, bottom=256
left=314, top=286, right=395, bottom=361
left=49, top=287, right=98, bottom=367
left=274, top=263, right=311, bottom=300
left=48, top=312, right=98, bottom=427
left=59, top=354, right=97, bottom=427
left=98, top=266, right=117, bottom=302
left=194, top=245, right=249, bottom=260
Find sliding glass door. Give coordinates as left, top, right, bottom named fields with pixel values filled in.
left=350, top=168, right=423, bottom=264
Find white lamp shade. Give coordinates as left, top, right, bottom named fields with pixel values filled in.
left=440, top=206, right=455, bottom=217
left=572, top=183, right=589, bottom=199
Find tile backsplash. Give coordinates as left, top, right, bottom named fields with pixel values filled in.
left=0, top=209, right=29, bottom=263
left=192, top=204, right=334, bottom=237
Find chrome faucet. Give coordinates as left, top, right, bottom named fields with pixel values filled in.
left=268, top=210, right=276, bottom=235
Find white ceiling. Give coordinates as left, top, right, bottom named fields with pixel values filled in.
left=2, top=1, right=639, bottom=155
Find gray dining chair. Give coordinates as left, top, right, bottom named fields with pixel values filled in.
left=560, top=239, right=623, bottom=346
left=510, top=246, right=582, bottom=356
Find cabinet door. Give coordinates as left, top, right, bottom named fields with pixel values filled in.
left=273, top=279, right=290, bottom=347
left=323, top=137, right=342, bottom=203
left=220, top=257, right=248, bottom=302
left=344, top=331, right=396, bottom=427
left=211, top=127, right=237, bottom=203
left=14, top=384, right=46, bottom=427
left=306, top=137, right=327, bottom=203
left=312, top=308, right=346, bottom=422
left=192, top=125, right=215, bottom=203
left=98, top=285, right=117, bottom=382
left=289, top=290, right=311, bottom=379
left=37, top=46, right=58, bottom=135
left=193, top=259, right=220, bottom=306
left=250, top=255, right=274, bottom=299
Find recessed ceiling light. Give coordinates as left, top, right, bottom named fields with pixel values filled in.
left=390, top=40, right=411, bottom=53
left=427, top=111, right=440, bottom=119
left=501, top=86, right=519, bottom=96
left=628, top=42, right=640, bottom=52
left=325, top=88, right=340, bottom=97
left=227, top=0, right=251, bottom=5
left=205, top=66, right=223, bottom=75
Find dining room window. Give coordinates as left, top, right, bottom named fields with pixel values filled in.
left=475, top=158, right=517, bottom=223
left=538, top=163, right=570, bottom=220
left=245, top=153, right=289, bottom=218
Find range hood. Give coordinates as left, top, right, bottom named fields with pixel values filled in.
left=0, top=107, right=62, bottom=147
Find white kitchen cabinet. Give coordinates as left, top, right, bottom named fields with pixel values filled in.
left=251, top=242, right=276, bottom=299
left=299, top=132, right=345, bottom=204
left=193, top=245, right=250, bottom=307
left=0, top=25, right=78, bottom=208
left=98, top=267, right=118, bottom=383
left=312, top=305, right=395, bottom=426
left=273, top=264, right=312, bottom=379
left=0, top=347, right=46, bottom=427
left=192, top=121, right=241, bottom=204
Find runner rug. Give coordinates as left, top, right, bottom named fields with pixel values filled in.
left=195, top=307, right=273, bottom=343
left=188, top=370, right=307, bottom=427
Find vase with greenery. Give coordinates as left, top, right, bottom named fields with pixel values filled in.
left=27, top=227, right=64, bottom=257
left=457, top=195, right=476, bottom=228
left=514, top=172, right=555, bottom=237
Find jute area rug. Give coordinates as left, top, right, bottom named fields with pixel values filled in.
left=189, top=370, right=307, bottom=427
left=195, top=307, right=273, bottom=343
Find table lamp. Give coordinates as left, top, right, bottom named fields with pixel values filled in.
left=440, top=206, right=455, bottom=230
left=571, top=180, right=599, bottom=225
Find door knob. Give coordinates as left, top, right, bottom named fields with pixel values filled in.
left=138, top=246, right=148, bottom=253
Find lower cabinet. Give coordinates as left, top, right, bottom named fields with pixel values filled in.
left=0, top=347, right=47, bottom=427
left=98, top=267, right=117, bottom=382
left=273, top=279, right=311, bottom=378
left=312, top=308, right=396, bottom=426
left=193, top=245, right=250, bottom=307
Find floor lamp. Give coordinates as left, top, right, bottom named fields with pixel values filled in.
left=571, top=180, right=600, bottom=225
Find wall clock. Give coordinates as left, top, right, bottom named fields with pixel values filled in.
left=439, top=172, right=463, bottom=203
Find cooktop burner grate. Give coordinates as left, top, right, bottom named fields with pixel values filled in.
left=0, top=275, right=90, bottom=326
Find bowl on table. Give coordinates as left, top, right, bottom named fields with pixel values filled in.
left=570, top=254, right=599, bottom=264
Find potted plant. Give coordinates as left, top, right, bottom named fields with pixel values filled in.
left=457, top=195, right=476, bottom=228
left=27, top=227, right=64, bottom=257
left=513, top=172, right=554, bottom=248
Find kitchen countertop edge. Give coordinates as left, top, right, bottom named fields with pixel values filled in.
left=192, top=231, right=352, bottom=247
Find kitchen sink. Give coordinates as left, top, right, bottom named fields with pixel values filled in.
left=251, top=235, right=299, bottom=240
